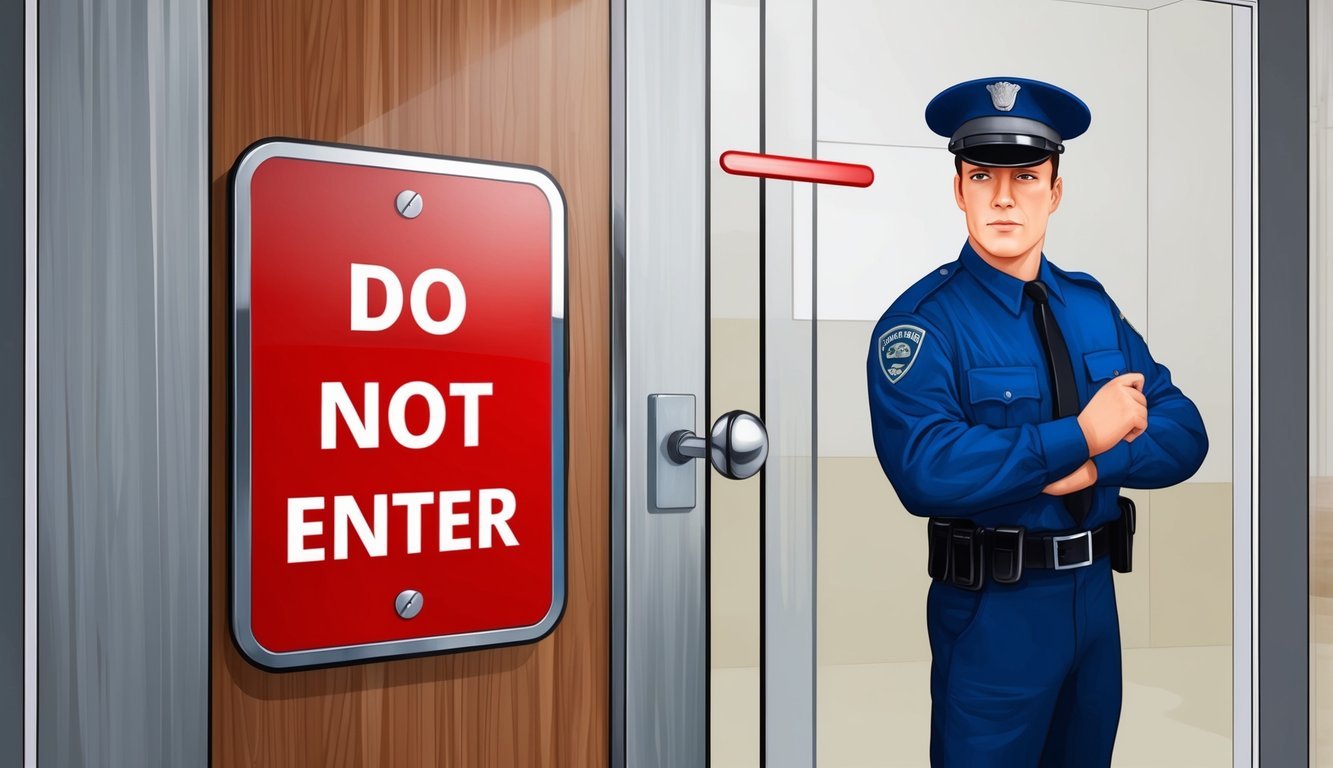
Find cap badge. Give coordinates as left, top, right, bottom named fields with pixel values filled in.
left=986, top=81, right=1021, bottom=112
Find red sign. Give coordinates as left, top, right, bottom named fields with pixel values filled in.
left=231, top=139, right=566, bottom=668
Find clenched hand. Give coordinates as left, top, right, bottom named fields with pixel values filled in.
left=1077, top=372, right=1147, bottom=456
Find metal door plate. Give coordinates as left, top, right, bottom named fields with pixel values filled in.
left=648, top=394, right=696, bottom=511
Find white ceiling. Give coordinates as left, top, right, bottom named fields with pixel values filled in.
left=1053, top=0, right=1184, bottom=9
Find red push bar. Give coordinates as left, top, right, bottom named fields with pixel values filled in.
left=719, top=150, right=874, bottom=188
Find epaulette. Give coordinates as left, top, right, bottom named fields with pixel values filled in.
left=888, top=261, right=960, bottom=314
left=1048, top=262, right=1104, bottom=291
left=1050, top=262, right=1142, bottom=337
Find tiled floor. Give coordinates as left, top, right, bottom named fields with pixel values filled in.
left=1313, top=596, right=1333, bottom=766
left=711, top=645, right=1232, bottom=767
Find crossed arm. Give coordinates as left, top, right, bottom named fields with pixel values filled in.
left=866, top=306, right=1208, bottom=517
left=1042, top=371, right=1144, bottom=495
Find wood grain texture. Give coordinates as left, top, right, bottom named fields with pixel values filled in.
left=210, top=1, right=608, bottom=765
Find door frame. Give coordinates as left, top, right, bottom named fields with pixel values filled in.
left=610, top=0, right=711, bottom=765
left=609, top=0, right=1300, bottom=767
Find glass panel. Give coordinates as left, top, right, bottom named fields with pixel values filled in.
left=761, top=0, right=818, bottom=763
left=814, top=1, right=1236, bottom=765
left=710, top=1, right=1245, bottom=764
left=1311, top=0, right=1333, bottom=763
left=709, top=0, right=817, bottom=763
left=709, top=1, right=763, bottom=766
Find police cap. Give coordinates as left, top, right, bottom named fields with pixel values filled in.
left=925, top=77, right=1091, bottom=167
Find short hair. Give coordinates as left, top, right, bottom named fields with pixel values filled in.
left=954, top=152, right=1060, bottom=186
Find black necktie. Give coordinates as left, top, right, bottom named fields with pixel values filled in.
left=1024, top=279, right=1092, bottom=525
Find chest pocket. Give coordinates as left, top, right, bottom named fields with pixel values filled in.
left=967, top=366, right=1042, bottom=428
left=1083, top=349, right=1127, bottom=389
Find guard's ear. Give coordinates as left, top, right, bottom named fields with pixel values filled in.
left=953, top=171, right=966, bottom=211
left=1049, top=174, right=1064, bottom=214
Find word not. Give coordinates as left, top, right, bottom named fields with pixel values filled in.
left=322, top=380, right=492, bottom=450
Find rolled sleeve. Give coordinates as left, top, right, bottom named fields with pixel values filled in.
left=1091, top=441, right=1131, bottom=487
left=1037, top=415, right=1091, bottom=481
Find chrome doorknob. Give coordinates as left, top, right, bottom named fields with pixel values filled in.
left=667, top=410, right=769, bottom=480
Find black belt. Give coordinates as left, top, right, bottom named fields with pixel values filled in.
left=927, top=520, right=1113, bottom=590
left=1022, top=526, right=1110, bottom=570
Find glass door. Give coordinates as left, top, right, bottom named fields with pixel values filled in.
left=706, top=1, right=1253, bottom=766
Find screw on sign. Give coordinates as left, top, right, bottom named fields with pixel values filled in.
left=231, top=140, right=567, bottom=669
left=395, top=189, right=423, bottom=219
left=395, top=589, right=423, bottom=620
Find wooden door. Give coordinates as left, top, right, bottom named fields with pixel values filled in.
left=209, top=1, right=608, bottom=765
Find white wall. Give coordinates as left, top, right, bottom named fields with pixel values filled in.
left=809, top=0, right=1232, bottom=487
left=1146, top=0, right=1233, bottom=485
left=813, top=0, right=1148, bottom=326
left=1315, top=0, right=1333, bottom=477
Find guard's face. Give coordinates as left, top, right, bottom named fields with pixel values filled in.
left=954, top=158, right=1063, bottom=262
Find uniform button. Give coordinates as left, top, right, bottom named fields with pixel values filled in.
left=939, top=268, right=949, bottom=275
left=1004, top=390, right=1012, bottom=399
left=1113, top=370, right=1119, bottom=376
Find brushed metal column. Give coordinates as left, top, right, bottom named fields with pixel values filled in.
left=36, top=1, right=208, bottom=765
left=615, top=0, right=709, bottom=766
left=1, top=1, right=29, bottom=766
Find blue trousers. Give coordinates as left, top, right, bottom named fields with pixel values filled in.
left=926, top=557, right=1122, bottom=767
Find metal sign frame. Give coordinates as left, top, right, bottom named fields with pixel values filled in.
left=229, top=138, right=568, bottom=669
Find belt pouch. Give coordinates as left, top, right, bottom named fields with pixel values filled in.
left=1111, top=496, right=1136, bottom=573
left=990, top=526, right=1024, bottom=584
left=948, top=524, right=984, bottom=591
left=927, top=519, right=952, bottom=581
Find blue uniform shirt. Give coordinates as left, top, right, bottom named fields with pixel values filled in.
left=866, top=239, right=1209, bottom=531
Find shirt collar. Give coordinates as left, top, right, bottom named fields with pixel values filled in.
left=957, top=238, right=1065, bottom=316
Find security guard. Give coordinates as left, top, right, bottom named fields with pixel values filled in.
left=865, top=77, right=1208, bottom=766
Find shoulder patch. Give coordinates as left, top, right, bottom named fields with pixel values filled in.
left=1119, top=311, right=1143, bottom=338
left=878, top=324, right=927, bottom=384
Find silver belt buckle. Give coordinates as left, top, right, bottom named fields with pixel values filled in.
left=1051, top=530, right=1093, bottom=570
